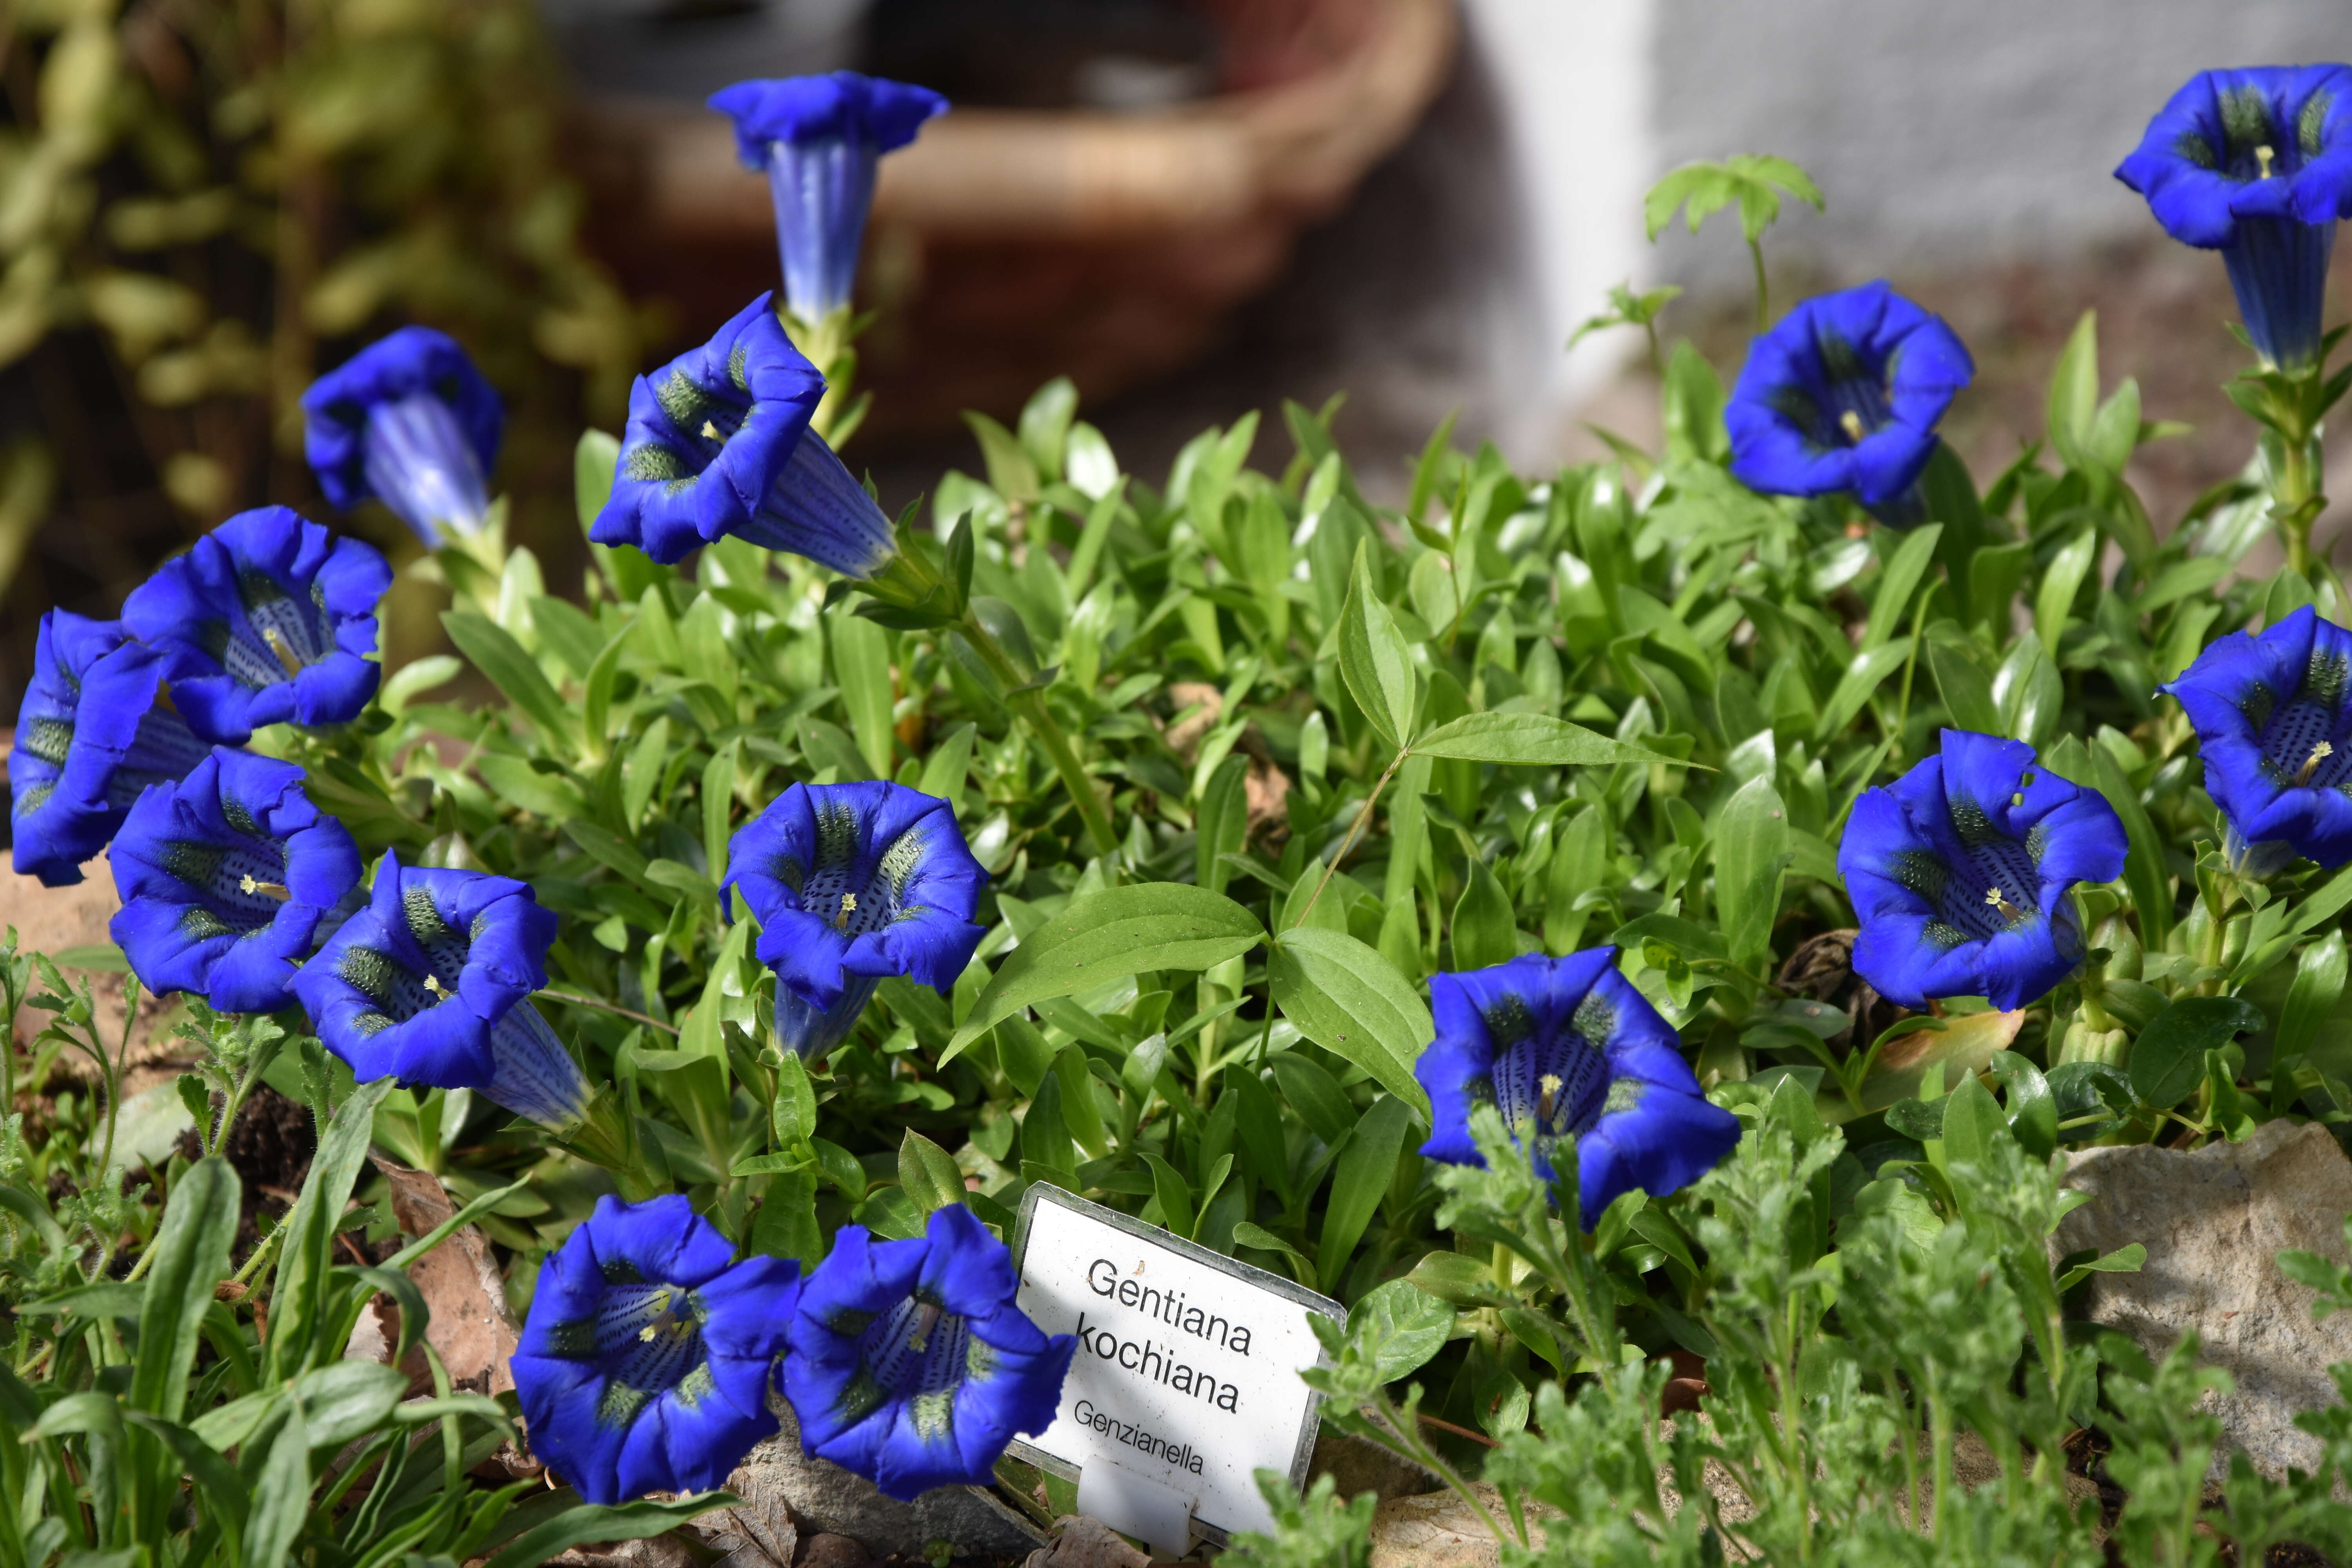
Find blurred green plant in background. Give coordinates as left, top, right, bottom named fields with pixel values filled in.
left=0, top=0, right=650, bottom=688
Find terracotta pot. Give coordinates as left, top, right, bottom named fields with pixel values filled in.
left=573, top=0, right=1457, bottom=438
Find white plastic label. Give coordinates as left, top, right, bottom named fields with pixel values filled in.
left=1008, top=1185, right=1343, bottom=1548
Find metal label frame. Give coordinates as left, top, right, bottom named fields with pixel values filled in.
left=1006, top=1182, right=1345, bottom=1549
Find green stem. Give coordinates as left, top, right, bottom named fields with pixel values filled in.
left=2279, top=429, right=2317, bottom=579
left=1749, top=239, right=1770, bottom=335
left=952, top=608, right=1120, bottom=858
left=1293, top=746, right=1409, bottom=929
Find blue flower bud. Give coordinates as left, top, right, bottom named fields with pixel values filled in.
left=302, top=327, right=503, bottom=546
left=1414, top=949, right=1739, bottom=1224
left=122, top=506, right=390, bottom=745
left=291, top=851, right=590, bottom=1132
left=108, top=749, right=361, bottom=1014
left=720, top=780, right=987, bottom=1059
left=708, top=72, right=948, bottom=322
left=1725, top=281, right=1973, bottom=517
left=2117, top=67, right=2352, bottom=371
left=783, top=1203, right=1074, bottom=1500
left=10, top=611, right=210, bottom=888
left=1838, top=730, right=2129, bottom=1011
left=513, top=1193, right=800, bottom=1503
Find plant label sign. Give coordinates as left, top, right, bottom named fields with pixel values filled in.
left=1007, top=1184, right=1343, bottom=1553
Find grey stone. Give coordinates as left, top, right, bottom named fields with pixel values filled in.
left=791, top=1535, right=869, bottom=1568
left=724, top=1390, right=1047, bottom=1559
left=1020, top=1514, right=1153, bottom=1568
left=2052, top=1117, right=2352, bottom=1481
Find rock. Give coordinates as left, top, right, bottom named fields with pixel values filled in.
left=1366, top=1485, right=1543, bottom=1568
left=0, top=848, right=185, bottom=1087
left=1020, top=1514, right=1152, bottom=1568
left=724, top=1390, right=1047, bottom=1559
left=791, top=1533, right=867, bottom=1568
left=1305, top=1426, right=1437, bottom=1503
left=684, top=1503, right=793, bottom=1567
left=2053, top=1118, right=2352, bottom=1482
left=371, top=1158, right=523, bottom=1396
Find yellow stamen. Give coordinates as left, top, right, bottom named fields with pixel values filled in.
left=1537, top=1072, right=1564, bottom=1127
left=2257, top=144, right=2277, bottom=179
left=906, top=1300, right=943, bottom=1354
left=638, top=1288, right=675, bottom=1341
left=701, top=419, right=721, bottom=441
left=834, top=891, right=857, bottom=931
left=422, top=973, right=449, bottom=1002
left=1838, top=410, right=1866, bottom=443
left=238, top=874, right=290, bottom=903
left=2298, top=740, right=2334, bottom=787
left=263, top=627, right=305, bottom=679
left=1985, top=886, right=2027, bottom=923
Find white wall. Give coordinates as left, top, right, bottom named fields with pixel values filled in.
left=1456, top=0, right=2352, bottom=457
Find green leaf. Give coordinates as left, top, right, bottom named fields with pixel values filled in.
left=917, top=721, right=976, bottom=822
left=575, top=428, right=621, bottom=532
left=1852, top=1011, right=2025, bottom=1114
left=245, top=1399, right=310, bottom=1567
left=483, top=1495, right=736, bottom=1568
left=1340, top=543, right=1419, bottom=748
left=946, top=884, right=1265, bottom=1060
left=1142, top=1152, right=1196, bottom=1237
left=1987, top=1050, right=2058, bottom=1159
left=1714, top=776, right=1790, bottom=966
left=475, top=753, right=588, bottom=821
left=269, top=1078, right=391, bottom=1381
left=1449, top=858, right=1516, bottom=971
left=1196, top=753, right=1250, bottom=897
left=1815, top=640, right=1913, bottom=742
left=1411, top=710, right=1684, bottom=768
left=1053, top=1044, right=1112, bottom=1160
left=2130, top=996, right=2267, bottom=1110
left=1938, top=1072, right=2009, bottom=1166
left=772, top=1049, right=818, bottom=1147
left=1232, top=1220, right=1313, bottom=1284
left=898, top=1130, right=965, bottom=1216
left=2034, top=529, right=2099, bottom=652
left=1319, top=1094, right=1414, bottom=1279
left=1348, top=1277, right=1454, bottom=1383
left=963, top=411, right=1040, bottom=503
left=1019, top=376, right=1080, bottom=481
left=1267, top=927, right=1434, bottom=1118
left=2089, top=742, right=2172, bottom=955
left=2046, top=310, right=2101, bottom=470
left=831, top=609, right=897, bottom=778
left=1265, top=1052, right=1357, bottom=1147
left=2056, top=1242, right=2147, bottom=1293
left=2278, top=929, right=2348, bottom=1070
left=131, top=1156, right=237, bottom=1421
left=442, top=610, right=574, bottom=746
left=702, top=741, right=740, bottom=885
left=1927, top=641, right=2000, bottom=735
left=1862, top=524, right=1943, bottom=650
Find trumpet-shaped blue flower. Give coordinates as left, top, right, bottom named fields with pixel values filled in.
left=1726, top=281, right=1974, bottom=513
left=2162, top=603, right=2352, bottom=873
left=589, top=293, right=895, bottom=573
left=10, top=612, right=209, bottom=888
left=1415, top=949, right=1739, bottom=1224
left=108, top=749, right=361, bottom=1014
left=513, top=1193, right=800, bottom=1504
left=720, top=780, right=986, bottom=1059
left=2117, top=67, right=2352, bottom=370
left=121, top=507, right=391, bottom=745
left=782, top=1202, right=1073, bottom=1500
left=290, top=851, right=591, bottom=1131
left=302, top=327, right=503, bottom=546
left=708, top=73, right=948, bottom=322
left=1839, top=730, right=2129, bottom=1011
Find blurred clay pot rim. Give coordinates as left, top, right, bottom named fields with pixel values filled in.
left=575, top=0, right=1459, bottom=244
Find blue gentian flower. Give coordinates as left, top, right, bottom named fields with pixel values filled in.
left=290, top=851, right=591, bottom=1131
left=301, top=326, right=503, bottom=546
left=782, top=1202, right=1074, bottom=1500
left=1414, top=949, right=1740, bottom=1224
left=120, top=506, right=391, bottom=745
left=590, top=293, right=894, bottom=573
left=513, top=1193, right=800, bottom=1504
left=9, top=611, right=209, bottom=888
left=107, top=749, right=361, bottom=1014
left=707, top=73, right=947, bottom=322
left=719, top=780, right=986, bottom=1060
left=2162, top=603, right=2352, bottom=873
left=1725, top=281, right=1975, bottom=513
left=2116, top=67, right=2352, bottom=370
left=1839, top=729, right=2129, bottom=1011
